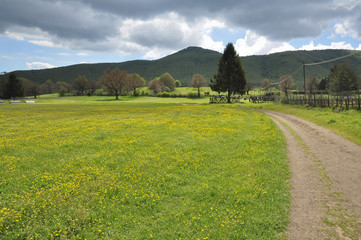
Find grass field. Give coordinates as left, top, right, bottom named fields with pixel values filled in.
left=0, top=97, right=290, bottom=239
left=245, top=102, right=361, bottom=146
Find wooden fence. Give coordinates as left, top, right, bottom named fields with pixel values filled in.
left=209, top=95, right=241, bottom=103
left=249, top=92, right=361, bottom=110
left=285, top=94, right=361, bottom=110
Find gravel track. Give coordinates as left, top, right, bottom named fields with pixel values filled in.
left=263, top=110, right=361, bottom=240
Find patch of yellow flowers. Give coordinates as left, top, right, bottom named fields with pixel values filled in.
left=0, top=104, right=288, bottom=239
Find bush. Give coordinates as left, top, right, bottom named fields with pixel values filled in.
left=187, top=92, right=203, bottom=98
left=58, top=87, right=67, bottom=97
left=175, top=80, right=181, bottom=87
left=94, top=88, right=107, bottom=96
left=158, top=91, right=170, bottom=97
left=280, top=96, right=289, bottom=104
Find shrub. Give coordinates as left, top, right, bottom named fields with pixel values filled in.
left=187, top=92, right=203, bottom=98
left=94, top=88, right=106, bottom=96
left=58, top=87, right=67, bottom=97
left=158, top=91, right=170, bottom=97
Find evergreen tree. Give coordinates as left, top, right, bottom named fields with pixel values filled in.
left=210, top=43, right=247, bottom=103
left=5, top=72, right=23, bottom=100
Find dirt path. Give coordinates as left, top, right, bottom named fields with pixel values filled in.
left=262, top=110, right=361, bottom=240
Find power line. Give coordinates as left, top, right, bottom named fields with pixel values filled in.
left=304, top=52, right=360, bottom=66
left=261, top=50, right=361, bottom=90
left=261, top=65, right=303, bottom=90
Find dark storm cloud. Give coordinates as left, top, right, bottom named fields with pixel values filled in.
left=0, top=0, right=119, bottom=40
left=0, top=0, right=360, bottom=51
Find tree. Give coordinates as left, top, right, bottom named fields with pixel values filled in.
left=0, top=75, right=7, bottom=99
left=159, top=73, right=176, bottom=91
left=42, top=79, right=54, bottom=94
left=329, top=63, right=358, bottom=95
left=73, top=75, right=89, bottom=96
left=20, top=78, right=39, bottom=98
left=148, top=78, right=164, bottom=94
left=210, top=43, right=247, bottom=103
left=100, top=68, right=128, bottom=99
left=318, top=77, right=329, bottom=91
left=306, top=75, right=318, bottom=102
left=56, top=81, right=72, bottom=93
left=191, top=74, right=207, bottom=97
left=127, top=73, right=146, bottom=96
left=4, top=72, right=23, bottom=100
left=261, top=78, right=272, bottom=90
left=175, top=80, right=181, bottom=88
left=88, top=80, right=99, bottom=95
left=246, top=81, right=253, bottom=95
left=278, top=75, right=294, bottom=100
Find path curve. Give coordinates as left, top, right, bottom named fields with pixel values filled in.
left=262, top=110, right=361, bottom=239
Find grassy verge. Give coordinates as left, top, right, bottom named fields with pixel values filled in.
left=0, top=99, right=289, bottom=239
left=243, top=102, right=361, bottom=146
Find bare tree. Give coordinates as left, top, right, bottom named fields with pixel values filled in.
left=278, top=75, right=294, bottom=100
left=100, top=68, right=128, bottom=100
left=191, top=74, right=207, bottom=97
left=261, top=78, right=272, bottom=90
left=306, top=75, right=318, bottom=102
left=127, top=73, right=146, bottom=96
left=148, top=78, right=164, bottom=94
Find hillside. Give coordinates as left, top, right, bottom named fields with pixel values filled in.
left=3, top=47, right=361, bottom=87
left=242, top=49, right=361, bottom=87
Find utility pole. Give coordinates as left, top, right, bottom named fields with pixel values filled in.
left=303, top=61, right=306, bottom=99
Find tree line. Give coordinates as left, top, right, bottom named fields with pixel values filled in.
left=0, top=69, right=212, bottom=100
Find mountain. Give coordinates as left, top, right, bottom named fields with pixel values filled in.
left=3, top=47, right=361, bottom=87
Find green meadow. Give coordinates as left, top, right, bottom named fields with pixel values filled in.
left=0, top=96, right=290, bottom=239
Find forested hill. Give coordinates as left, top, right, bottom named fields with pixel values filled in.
left=243, top=49, right=361, bottom=87
left=4, top=47, right=361, bottom=87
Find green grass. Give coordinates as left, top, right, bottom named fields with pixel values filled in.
left=244, top=102, right=361, bottom=146
left=0, top=97, right=290, bottom=239
left=25, top=94, right=210, bottom=105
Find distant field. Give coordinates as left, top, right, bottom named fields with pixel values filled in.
left=0, top=97, right=289, bottom=239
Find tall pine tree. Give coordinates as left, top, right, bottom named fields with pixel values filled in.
left=211, top=43, right=247, bottom=103
left=5, top=72, right=23, bottom=100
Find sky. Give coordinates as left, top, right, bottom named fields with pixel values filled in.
left=1, top=0, right=361, bottom=72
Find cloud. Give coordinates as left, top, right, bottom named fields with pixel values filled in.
left=235, top=30, right=295, bottom=56
left=76, top=53, right=89, bottom=56
left=300, top=41, right=354, bottom=51
left=0, top=0, right=360, bottom=56
left=234, top=30, right=358, bottom=56
left=28, top=40, right=57, bottom=47
left=26, top=62, right=56, bottom=70
left=1, top=55, right=16, bottom=60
